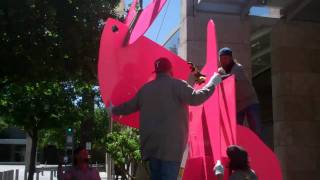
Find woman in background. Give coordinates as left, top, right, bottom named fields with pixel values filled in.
left=59, top=147, right=101, bottom=180
left=214, top=145, right=258, bottom=180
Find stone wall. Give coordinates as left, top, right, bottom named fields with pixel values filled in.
left=179, top=0, right=251, bottom=76
left=271, top=20, right=320, bottom=180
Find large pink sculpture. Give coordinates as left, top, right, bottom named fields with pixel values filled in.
left=98, top=0, right=282, bottom=179
left=98, top=0, right=189, bottom=128
left=182, top=21, right=282, bottom=180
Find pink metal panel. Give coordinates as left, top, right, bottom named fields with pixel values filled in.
left=98, top=1, right=282, bottom=179
left=237, top=125, right=283, bottom=180
left=98, top=18, right=189, bottom=128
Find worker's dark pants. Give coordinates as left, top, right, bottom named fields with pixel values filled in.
left=149, top=158, right=180, bottom=180
left=237, top=103, right=262, bottom=137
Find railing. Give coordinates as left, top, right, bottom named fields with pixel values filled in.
left=24, top=166, right=59, bottom=180
left=0, top=169, right=18, bottom=180
left=1, top=164, right=105, bottom=180
left=33, top=164, right=104, bottom=180
left=34, top=168, right=57, bottom=180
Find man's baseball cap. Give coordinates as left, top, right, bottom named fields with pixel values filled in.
left=219, top=47, right=233, bottom=56
left=154, top=57, right=172, bottom=73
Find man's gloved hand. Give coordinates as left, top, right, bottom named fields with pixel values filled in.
left=211, top=72, right=222, bottom=86
left=214, top=160, right=224, bottom=175
left=218, top=67, right=226, bottom=75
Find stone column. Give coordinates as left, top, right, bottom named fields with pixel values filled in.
left=116, top=0, right=126, bottom=17
left=271, top=20, right=320, bottom=180
left=179, top=0, right=251, bottom=76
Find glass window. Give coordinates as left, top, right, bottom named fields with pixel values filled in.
left=163, top=30, right=180, bottom=55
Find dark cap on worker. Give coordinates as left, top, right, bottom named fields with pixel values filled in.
left=219, top=47, right=233, bottom=56
left=154, top=57, right=172, bottom=73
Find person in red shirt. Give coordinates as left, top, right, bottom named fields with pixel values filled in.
left=59, top=147, right=101, bottom=180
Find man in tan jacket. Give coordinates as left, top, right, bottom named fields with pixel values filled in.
left=111, top=57, right=221, bottom=180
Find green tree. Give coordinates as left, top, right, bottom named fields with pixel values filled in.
left=105, top=125, right=142, bottom=179
left=0, top=0, right=120, bottom=82
left=0, top=78, right=81, bottom=180
left=92, top=108, right=110, bottom=146
left=0, top=0, right=120, bottom=179
left=0, top=117, right=8, bottom=131
left=38, top=128, right=69, bottom=150
left=37, top=106, right=110, bottom=157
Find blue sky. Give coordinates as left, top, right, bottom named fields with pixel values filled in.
left=124, top=0, right=180, bottom=45
left=250, top=6, right=271, bottom=17
left=124, top=0, right=275, bottom=44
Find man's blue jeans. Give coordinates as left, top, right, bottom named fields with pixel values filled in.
left=149, top=158, right=180, bottom=180
left=237, top=103, right=262, bottom=136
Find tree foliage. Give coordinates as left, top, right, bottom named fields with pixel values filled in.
left=0, top=117, right=8, bottom=131
left=106, top=125, right=141, bottom=179
left=0, top=78, right=80, bottom=134
left=0, top=0, right=121, bottom=179
left=0, top=78, right=84, bottom=180
left=0, top=0, right=120, bottom=82
left=38, top=106, right=110, bottom=150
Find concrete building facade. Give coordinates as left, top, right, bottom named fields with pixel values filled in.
left=0, top=127, right=26, bottom=163
left=271, top=21, right=320, bottom=180
left=178, top=0, right=320, bottom=179
left=180, top=0, right=253, bottom=74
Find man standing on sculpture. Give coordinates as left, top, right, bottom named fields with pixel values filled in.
left=218, top=47, right=262, bottom=136
left=111, top=57, right=222, bottom=180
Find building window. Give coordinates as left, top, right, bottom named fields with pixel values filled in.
left=163, top=29, right=180, bottom=55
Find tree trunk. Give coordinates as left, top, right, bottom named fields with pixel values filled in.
left=80, top=87, right=95, bottom=147
left=80, top=118, right=94, bottom=147
left=27, top=128, right=38, bottom=180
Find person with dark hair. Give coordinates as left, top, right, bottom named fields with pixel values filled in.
left=110, top=57, right=222, bottom=180
left=59, top=147, right=101, bottom=180
left=214, top=145, right=258, bottom=180
left=218, top=47, right=262, bottom=136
